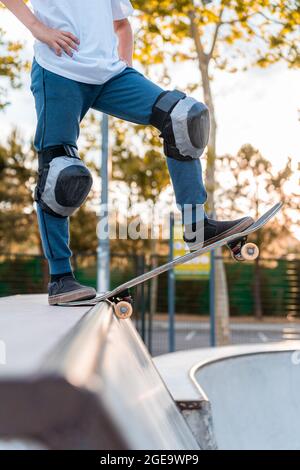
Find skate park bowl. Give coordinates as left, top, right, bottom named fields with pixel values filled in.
left=193, top=350, right=300, bottom=450
left=155, top=343, right=300, bottom=450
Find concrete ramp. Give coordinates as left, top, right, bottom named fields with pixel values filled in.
left=194, top=349, right=300, bottom=450
left=0, top=295, right=199, bottom=450
left=0, top=295, right=87, bottom=376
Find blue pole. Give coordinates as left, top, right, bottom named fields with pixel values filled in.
left=209, top=206, right=216, bottom=347
left=209, top=249, right=216, bottom=347
left=168, top=212, right=175, bottom=352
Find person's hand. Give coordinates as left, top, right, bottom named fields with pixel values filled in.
left=30, top=21, right=80, bottom=57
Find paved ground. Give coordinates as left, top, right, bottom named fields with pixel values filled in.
left=146, top=320, right=300, bottom=356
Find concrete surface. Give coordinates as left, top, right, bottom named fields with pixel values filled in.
left=194, top=349, right=300, bottom=450
left=0, top=294, right=87, bottom=376
left=0, top=439, right=46, bottom=450
left=3, top=294, right=299, bottom=450
left=94, top=308, right=200, bottom=450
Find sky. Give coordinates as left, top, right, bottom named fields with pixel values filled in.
left=1, top=6, right=299, bottom=235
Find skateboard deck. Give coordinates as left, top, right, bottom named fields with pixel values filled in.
left=58, top=202, right=282, bottom=317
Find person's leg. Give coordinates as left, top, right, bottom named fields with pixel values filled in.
left=92, top=67, right=253, bottom=248
left=31, top=60, right=98, bottom=301
left=92, top=68, right=207, bottom=217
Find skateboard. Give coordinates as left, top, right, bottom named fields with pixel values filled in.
left=59, top=202, right=282, bottom=319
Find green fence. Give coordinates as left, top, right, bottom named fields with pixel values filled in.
left=0, top=254, right=47, bottom=297
left=0, top=253, right=299, bottom=319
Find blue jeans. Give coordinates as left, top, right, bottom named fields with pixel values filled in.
left=31, top=60, right=207, bottom=274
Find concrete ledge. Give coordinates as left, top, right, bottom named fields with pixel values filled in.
left=0, top=295, right=199, bottom=450
left=0, top=298, right=125, bottom=449
left=0, top=294, right=87, bottom=377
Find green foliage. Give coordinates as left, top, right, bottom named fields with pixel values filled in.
left=70, top=206, right=98, bottom=254
left=108, top=118, right=172, bottom=257
left=0, top=255, right=46, bottom=296
left=112, top=120, right=170, bottom=205
left=217, top=144, right=300, bottom=255
left=132, top=0, right=300, bottom=70
left=0, top=27, right=24, bottom=109
left=0, top=130, right=39, bottom=252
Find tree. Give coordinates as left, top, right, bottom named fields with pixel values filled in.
left=112, top=120, right=170, bottom=211
left=0, top=11, right=25, bottom=109
left=132, top=0, right=300, bottom=343
left=0, top=130, right=38, bottom=252
left=218, top=143, right=300, bottom=318
left=0, top=6, right=35, bottom=248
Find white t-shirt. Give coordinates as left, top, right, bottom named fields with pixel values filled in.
left=30, top=0, right=134, bottom=84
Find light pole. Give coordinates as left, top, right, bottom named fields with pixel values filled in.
left=97, top=114, right=110, bottom=293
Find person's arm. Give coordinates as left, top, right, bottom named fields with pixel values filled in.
left=114, top=18, right=133, bottom=67
left=1, top=0, right=79, bottom=57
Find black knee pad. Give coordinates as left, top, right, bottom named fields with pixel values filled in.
left=150, top=90, right=210, bottom=161
left=35, top=145, right=93, bottom=218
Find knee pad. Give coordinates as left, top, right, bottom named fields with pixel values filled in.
left=35, top=145, right=93, bottom=218
left=150, top=90, right=210, bottom=161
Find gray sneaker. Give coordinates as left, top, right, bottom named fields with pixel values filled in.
left=48, top=275, right=96, bottom=305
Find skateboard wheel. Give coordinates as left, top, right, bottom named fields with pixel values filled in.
left=241, top=242, right=259, bottom=261
left=114, top=301, right=133, bottom=320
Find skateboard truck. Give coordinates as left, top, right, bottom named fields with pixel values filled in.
left=108, top=289, right=133, bottom=319
left=228, top=236, right=260, bottom=262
